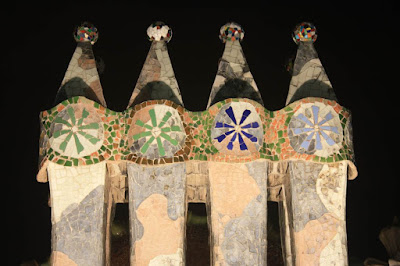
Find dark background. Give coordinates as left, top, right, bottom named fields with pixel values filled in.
left=8, top=4, right=397, bottom=265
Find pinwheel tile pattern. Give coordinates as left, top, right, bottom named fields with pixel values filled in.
left=211, top=102, right=263, bottom=153
left=50, top=105, right=103, bottom=158
left=288, top=102, right=343, bottom=157
left=130, top=105, right=186, bottom=159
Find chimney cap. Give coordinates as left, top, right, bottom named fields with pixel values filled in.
left=219, top=22, right=244, bottom=43
left=147, top=21, right=172, bottom=42
left=292, top=22, right=317, bottom=44
left=74, top=22, right=98, bottom=45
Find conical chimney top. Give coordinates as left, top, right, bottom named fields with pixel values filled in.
left=207, top=22, right=263, bottom=108
left=54, top=22, right=107, bottom=107
left=127, top=21, right=183, bottom=108
left=286, top=22, right=337, bottom=105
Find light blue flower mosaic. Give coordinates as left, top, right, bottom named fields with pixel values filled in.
left=288, top=103, right=343, bottom=156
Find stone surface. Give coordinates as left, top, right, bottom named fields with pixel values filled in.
left=294, top=212, right=340, bottom=265
left=51, top=251, right=77, bottom=266
left=186, top=161, right=208, bottom=202
left=127, top=163, right=186, bottom=265
left=128, top=40, right=182, bottom=108
left=289, top=162, right=327, bottom=231
left=208, top=161, right=268, bottom=265
left=48, top=161, right=107, bottom=266
left=285, top=161, right=349, bottom=265
left=107, top=162, right=128, bottom=203
left=149, top=248, right=183, bottom=266
left=134, top=194, right=184, bottom=266
left=286, top=42, right=337, bottom=105
left=208, top=39, right=263, bottom=107
left=55, top=42, right=106, bottom=106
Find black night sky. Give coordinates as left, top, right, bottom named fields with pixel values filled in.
left=8, top=4, right=397, bottom=265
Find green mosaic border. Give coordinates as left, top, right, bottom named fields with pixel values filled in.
left=38, top=96, right=354, bottom=169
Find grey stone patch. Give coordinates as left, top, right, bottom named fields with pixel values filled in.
left=52, top=185, right=106, bottom=266
left=220, top=161, right=268, bottom=265
left=127, top=162, right=186, bottom=245
left=218, top=60, right=236, bottom=80
left=127, top=163, right=186, bottom=219
left=222, top=198, right=267, bottom=265
left=127, top=199, right=144, bottom=242
left=245, top=161, right=268, bottom=190
left=288, top=161, right=328, bottom=232
left=292, top=42, right=318, bottom=76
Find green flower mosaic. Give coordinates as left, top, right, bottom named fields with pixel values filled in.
left=39, top=97, right=354, bottom=168
left=51, top=107, right=102, bottom=157
left=132, top=108, right=183, bottom=157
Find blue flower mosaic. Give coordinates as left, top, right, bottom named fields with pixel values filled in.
left=288, top=104, right=343, bottom=156
left=213, top=106, right=261, bottom=151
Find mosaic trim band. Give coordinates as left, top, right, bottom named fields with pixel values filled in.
left=38, top=96, right=354, bottom=179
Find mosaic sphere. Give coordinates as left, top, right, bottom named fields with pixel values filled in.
left=74, top=22, right=99, bottom=45
left=147, top=21, right=172, bottom=42
left=292, top=22, right=317, bottom=44
left=219, top=22, right=244, bottom=43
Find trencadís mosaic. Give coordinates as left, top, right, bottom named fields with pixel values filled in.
left=39, top=96, right=354, bottom=170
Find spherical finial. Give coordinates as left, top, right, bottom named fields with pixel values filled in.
left=292, top=22, right=317, bottom=44
left=74, top=22, right=98, bottom=45
left=147, top=21, right=172, bottom=42
left=219, top=22, right=244, bottom=43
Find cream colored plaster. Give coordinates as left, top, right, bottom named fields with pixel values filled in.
left=47, top=161, right=106, bottom=223
left=134, top=194, right=184, bottom=266
left=294, top=212, right=339, bottom=266
left=149, top=248, right=183, bottom=266
left=317, top=162, right=348, bottom=265
left=208, top=162, right=260, bottom=219
left=208, top=162, right=261, bottom=264
left=51, top=251, right=77, bottom=266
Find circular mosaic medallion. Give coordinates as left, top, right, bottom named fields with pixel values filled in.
left=288, top=102, right=343, bottom=157
left=49, top=104, right=104, bottom=158
left=129, top=104, right=186, bottom=159
left=211, top=102, right=263, bottom=155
